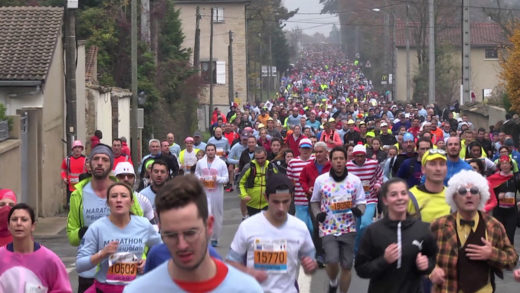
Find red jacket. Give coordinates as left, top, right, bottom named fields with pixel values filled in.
left=61, top=155, right=86, bottom=191
left=299, top=160, right=331, bottom=197
left=224, top=131, right=239, bottom=146
left=113, top=154, right=134, bottom=170
left=121, top=141, right=131, bottom=156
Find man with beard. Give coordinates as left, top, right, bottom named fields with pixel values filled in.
left=391, top=133, right=416, bottom=177
left=160, top=140, right=180, bottom=177
left=194, top=144, right=229, bottom=247
left=125, top=176, right=262, bottom=292
left=311, top=146, right=366, bottom=293
left=141, top=160, right=170, bottom=210
left=445, top=136, right=472, bottom=185
left=476, top=127, right=493, bottom=157
left=112, top=138, right=133, bottom=170
left=67, top=144, right=143, bottom=292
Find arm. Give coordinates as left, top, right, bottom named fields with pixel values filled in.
left=48, top=251, right=73, bottom=293
left=333, top=131, right=342, bottom=146
left=299, top=165, right=311, bottom=196
left=486, top=220, right=519, bottom=270
left=416, top=226, right=438, bottom=275
left=216, top=161, right=229, bottom=184
left=354, top=228, right=390, bottom=278
left=60, top=158, right=68, bottom=181
left=228, top=146, right=240, bottom=165
left=66, top=191, right=83, bottom=246
left=76, top=225, right=102, bottom=273
left=239, top=167, right=251, bottom=199
left=194, top=161, right=203, bottom=179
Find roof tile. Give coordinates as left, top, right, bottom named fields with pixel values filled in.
left=0, top=6, right=63, bottom=81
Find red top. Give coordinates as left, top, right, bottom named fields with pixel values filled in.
left=60, top=155, right=86, bottom=191
left=174, top=258, right=229, bottom=293
left=113, top=154, right=134, bottom=170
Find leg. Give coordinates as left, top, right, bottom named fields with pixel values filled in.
left=354, top=203, right=376, bottom=254
left=322, top=235, right=340, bottom=292
left=504, top=207, right=517, bottom=244
left=211, top=190, right=224, bottom=243
left=295, top=205, right=313, bottom=235
left=309, top=205, right=324, bottom=264
left=338, top=232, right=356, bottom=293
left=227, top=164, right=234, bottom=191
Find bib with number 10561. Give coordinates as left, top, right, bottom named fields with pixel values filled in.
left=253, top=239, right=288, bottom=273
left=330, top=194, right=353, bottom=215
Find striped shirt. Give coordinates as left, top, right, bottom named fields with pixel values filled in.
left=346, top=159, right=383, bottom=204
left=287, top=155, right=315, bottom=206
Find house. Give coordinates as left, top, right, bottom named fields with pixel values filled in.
left=394, top=22, right=509, bottom=103
left=175, top=0, right=249, bottom=130
left=0, top=6, right=65, bottom=216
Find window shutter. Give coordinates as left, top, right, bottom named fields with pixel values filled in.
left=216, top=61, right=226, bottom=84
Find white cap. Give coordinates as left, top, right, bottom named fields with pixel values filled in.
left=352, top=143, right=366, bottom=155
left=114, top=162, right=135, bottom=176
left=380, top=122, right=388, bottom=127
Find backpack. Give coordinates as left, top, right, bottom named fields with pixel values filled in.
left=240, top=161, right=278, bottom=189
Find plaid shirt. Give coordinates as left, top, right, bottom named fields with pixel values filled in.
left=430, top=212, right=518, bottom=293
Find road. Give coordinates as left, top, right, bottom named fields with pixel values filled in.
left=36, top=189, right=520, bottom=292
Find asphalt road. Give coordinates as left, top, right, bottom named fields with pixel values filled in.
left=35, top=189, right=520, bottom=292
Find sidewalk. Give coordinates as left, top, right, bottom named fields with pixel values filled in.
left=34, top=216, right=67, bottom=238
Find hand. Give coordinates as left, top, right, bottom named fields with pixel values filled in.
left=235, top=167, right=239, bottom=173
left=383, top=243, right=399, bottom=264
left=498, top=192, right=505, bottom=199
left=416, top=253, right=428, bottom=271
left=513, top=268, right=520, bottom=282
left=137, top=259, right=145, bottom=274
left=101, top=241, right=119, bottom=258
left=465, top=237, right=493, bottom=261
left=63, top=178, right=68, bottom=184
left=301, top=256, right=318, bottom=274
left=243, top=196, right=251, bottom=202
left=212, top=175, right=217, bottom=181
left=316, top=212, right=327, bottom=223
left=373, top=185, right=381, bottom=193
left=429, top=266, right=446, bottom=285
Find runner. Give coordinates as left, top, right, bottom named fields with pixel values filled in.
left=227, top=174, right=317, bottom=292
left=77, top=182, right=161, bottom=292
left=0, top=203, right=72, bottom=292
left=194, top=143, right=229, bottom=247
left=311, top=146, right=366, bottom=293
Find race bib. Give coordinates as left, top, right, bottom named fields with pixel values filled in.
left=330, top=195, right=353, bottom=215
left=106, top=252, right=139, bottom=284
left=501, top=192, right=516, bottom=206
left=253, top=239, right=288, bottom=273
left=70, top=177, right=79, bottom=184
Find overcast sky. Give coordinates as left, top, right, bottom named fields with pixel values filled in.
left=282, top=0, right=340, bottom=35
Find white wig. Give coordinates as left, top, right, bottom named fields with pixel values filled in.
left=446, top=170, right=490, bottom=211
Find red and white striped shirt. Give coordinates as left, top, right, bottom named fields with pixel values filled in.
left=287, top=155, right=315, bottom=206
left=346, top=159, right=383, bottom=204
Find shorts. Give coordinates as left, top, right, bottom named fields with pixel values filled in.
left=321, top=232, right=356, bottom=269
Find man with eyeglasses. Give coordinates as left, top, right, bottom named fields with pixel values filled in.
left=124, top=175, right=262, bottom=292
left=227, top=174, right=317, bottom=292
left=407, top=149, right=450, bottom=223
left=429, top=170, right=518, bottom=293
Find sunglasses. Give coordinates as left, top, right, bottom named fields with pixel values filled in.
left=458, top=186, right=479, bottom=195
left=427, top=148, right=446, bottom=155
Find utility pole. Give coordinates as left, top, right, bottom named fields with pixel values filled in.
left=259, top=33, right=263, bottom=101
left=428, top=0, right=435, bottom=105
left=194, top=6, right=201, bottom=69
left=65, top=2, right=77, bottom=150
left=228, top=30, right=234, bottom=106
left=462, top=0, right=471, bottom=105
left=268, top=33, right=272, bottom=101
left=130, top=0, right=139, bottom=164
left=383, top=13, right=390, bottom=94
left=405, top=0, right=411, bottom=102
left=208, top=8, right=214, bottom=128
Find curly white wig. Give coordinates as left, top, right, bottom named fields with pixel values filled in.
left=446, top=170, right=490, bottom=211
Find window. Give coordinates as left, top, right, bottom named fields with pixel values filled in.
left=485, top=48, right=498, bottom=59
left=200, top=60, right=226, bottom=84
left=212, top=7, right=224, bottom=23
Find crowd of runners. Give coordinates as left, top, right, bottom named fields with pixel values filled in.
left=1, top=44, right=520, bottom=292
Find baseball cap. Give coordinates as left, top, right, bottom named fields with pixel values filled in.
left=421, top=149, right=447, bottom=166
left=380, top=122, right=388, bottom=127
left=258, top=123, right=265, bottom=129
left=352, top=143, right=366, bottom=155
left=347, top=119, right=355, bottom=124
left=114, top=162, right=135, bottom=176
left=505, top=138, right=514, bottom=147
left=72, top=140, right=84, bottom=150
left=299, top=138, right=313, bottom=148
left=193, top=131, right=202, bottom=137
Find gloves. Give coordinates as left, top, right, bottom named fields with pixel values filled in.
left=316, top=212, right=327, bottom=223
left=79, top=226, right=89, bottom=239
left=351, top=207, right=362, bottom=218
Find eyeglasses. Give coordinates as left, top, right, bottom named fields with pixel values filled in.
left=0, top=202, right=15, bottom=207
left=427, top=149, right=446, bottom=155
left=458, top=186, right=479, bottom=195
left=161, top=228, right=202, bottom=244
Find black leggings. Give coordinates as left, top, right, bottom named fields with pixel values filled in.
left=77, top=276, right=94, bottom=293
left=493, top=207, right=517, bottom=244
left=247, top=205, right=267, bottom=216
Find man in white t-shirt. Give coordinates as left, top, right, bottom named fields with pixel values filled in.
left=114, top=162, right=155, bottom=222
left=227, top=173, right=317, bottom=293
